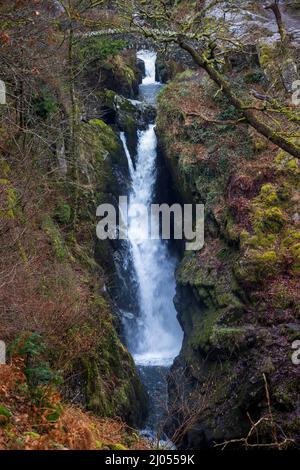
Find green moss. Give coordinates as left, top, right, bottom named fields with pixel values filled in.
left=0, top=158, right=10, bottom=177
left=189, top=306, right=223, bottom=351
left=109, top=443, right=127, bottom=450
left=89, top=119, right=121, bottom=163
left=54, top=200, right=71, bottom=225
left=258, top=249, right=277, bottom=261
left=77, top=120, right=118, bottom=204
left=81, top=296, right=147, bottom=424
left=243, top=232, right=276, bottom=249
left=89, top=119, right=120, bottom=159
left=235, top=247, right=279, bottom=284
left=175, top=70, right=194, bottom=81
left=43, top=217, right=68, bottom=261
left=258, top=183, right=279, bottom=205
left=224, top=212, right=241, bottom=242
left=76, top=37, right=127, bottom=64
left=254, top=207, right=286, bottom=233
left=259, top=43, right=276, bottom=67
left=210, top=326, right=247, bottom=354
left=282, top=231, right=300, bottom=274
left=253, top=138, right=268, bottom=152
left=104, top=89, right=116, bottom=108
left=275, top=151, right=300, bottom=176
left=0, top=178, right=17, bottom=218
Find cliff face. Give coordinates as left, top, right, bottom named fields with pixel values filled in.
left=156, top=57, right=300, bottom=448
left=0, top=18, right=147, bottom=446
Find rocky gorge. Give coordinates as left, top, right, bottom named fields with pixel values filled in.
left=0, top=0, right=300, bottom=452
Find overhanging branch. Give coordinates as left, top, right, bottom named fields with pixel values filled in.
left=177, top=39, right=300, bottom=159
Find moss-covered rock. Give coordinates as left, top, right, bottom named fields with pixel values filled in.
left=68, top=296, right=147, bottom=427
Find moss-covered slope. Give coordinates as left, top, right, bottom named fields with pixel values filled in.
left=157, top=67, right=300, bottom=448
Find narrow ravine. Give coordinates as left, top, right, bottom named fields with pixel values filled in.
left=119, top=50, right=183, bottom=436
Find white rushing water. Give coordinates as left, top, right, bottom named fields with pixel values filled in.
left=136, top=50, right=159, bottom=85
left=120, top=51, right=183, bottom=367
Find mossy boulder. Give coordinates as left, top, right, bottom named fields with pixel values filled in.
left=103, top=90, right=156, bottom=157
left=100, top=54, right=140, bottom=98
left=80, top=299, right=148, bottom=427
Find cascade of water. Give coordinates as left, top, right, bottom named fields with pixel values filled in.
left=137, top=50, right=158, bottom=85
left=120, top=132, right=135, bottom=177
left=120, top=51, right=183, bottom=368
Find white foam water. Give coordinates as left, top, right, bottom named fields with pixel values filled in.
left=137, top=50, right=159, bottom=85
left=121, top=125, right=183, bottom=367
left=120, top=50, right=183, bottom=367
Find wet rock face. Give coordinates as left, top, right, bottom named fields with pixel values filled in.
left=281, top=58, right=298, bottom=92
left=67, top=47, right=151, bottom=427
left=156, top=60, right=170, bottom=84
left=225, top=45, right=259, bottom=71
left=137, top=58, right=146, bottom=79
left=103, top=90, right=156, bottom=157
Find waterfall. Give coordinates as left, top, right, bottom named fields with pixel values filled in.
left=120, top=132, right=135, bottom=177
left=121, top=128, right=183, bottom=366
left=120, top=51, right=183, bottom=369
left=137, top=50, right=158, bottom=85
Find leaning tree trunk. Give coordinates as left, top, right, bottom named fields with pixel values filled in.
left=178, top=39, right=300, bottom=160
left=265, top=1, right=287, bottom=44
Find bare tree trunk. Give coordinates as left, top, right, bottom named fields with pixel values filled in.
left=265, top=1, right=287, bottom=44
left=178, top=39, right=300, bottom=159
left=67, top=3, right=80, bottom=229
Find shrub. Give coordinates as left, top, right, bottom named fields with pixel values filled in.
left=43, top=216, right=68, bottom=260
left=244, top=69, right=264, bottom=84
left=217, top=104, right=241, bottom=121
left=54, top=200, right=71, bottom=225
left=9, top=333, right=61, bottom=388
left=76, top=37, right=127, bottom=64
left=33, top=95, right=57, bottom=119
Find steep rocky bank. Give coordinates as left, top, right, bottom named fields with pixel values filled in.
left=0, top=16, right=148, bottom=447
left=156, top=48, right=300, bottom=448
left=1, top=0, right=300, bottom=451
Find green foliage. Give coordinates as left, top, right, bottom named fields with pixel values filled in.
left=25, top=362, right=61, bottom=387
left=0, top=178, right=17, bottom=218
left=257, top=183, right=279, bottom=206
left=76, top=37, right=127, bottom=64
left=175, top=70, right=194, bottom=81
left=210, top=326, right=246, bottom=354
left=45, top=406, right=63, bottom=423
left=217, top=104, right=241, bottom=122
left=0, top=406, right=12, bottom=419
left=10, top=333, right=45, bottom=358
left=109, top=443, right=127, bottom=450
left=244, top=68, right=264, bottom=84
left=30, top=385, right=63, bottom=422
left=33, top=95, right=57, bottom=119
left=24, top=432, right=40, bottom=439
left=43, top=216, right=68, bottom=260
left=54, top=200, right=71, bottom=225
left=9, top=334, right=62, bottom=388
left=254, top=207, right=286, bottom=234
